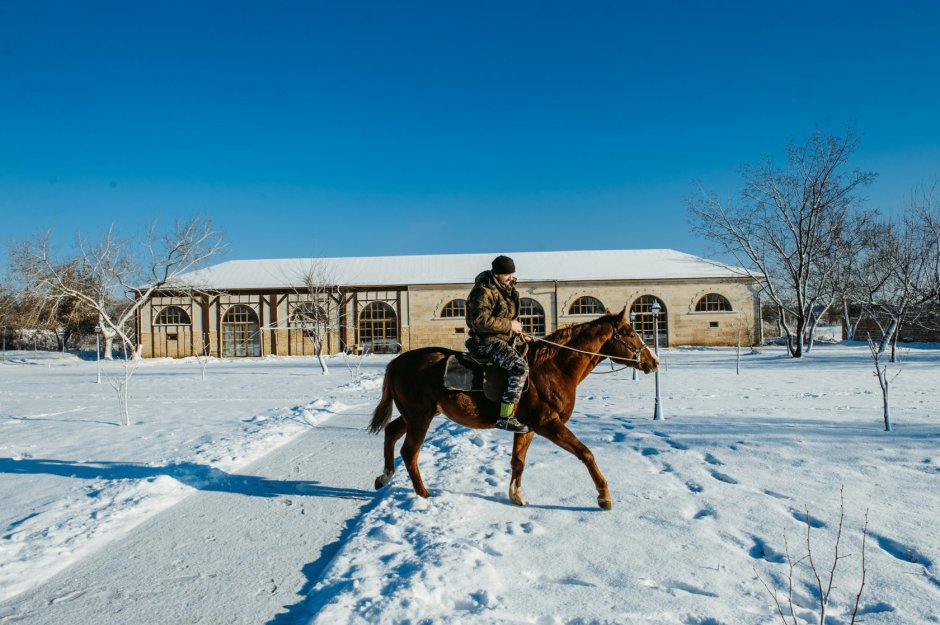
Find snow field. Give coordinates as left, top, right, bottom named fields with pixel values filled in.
left=0, top=345, right=938, bottom=624
left=0, top=352, right=374, bottom=602
left=304, top=345, right=940, bottom=625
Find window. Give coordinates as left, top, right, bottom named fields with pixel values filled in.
left=568, top=296, right=605, bottom=315
left=519, top=298, right=546, bottom=337
left=154, top=306, right=191, bottom=326
left=222, top=305, right=261, bottom=357
left=441, top=299, right=466, bottom=318
left=359, top=302, right=399, bottom=354
left=629, top=295, right=669, bottom=346
left=695, top=293, right=733, bottom=312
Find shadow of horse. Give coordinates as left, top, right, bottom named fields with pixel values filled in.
left=0, top=457, right=374, bottom=500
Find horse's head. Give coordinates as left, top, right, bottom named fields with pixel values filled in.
left=601, top=308, right=659, bottom=374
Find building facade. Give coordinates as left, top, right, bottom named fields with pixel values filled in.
left=138, top=250, right=762, bottom=358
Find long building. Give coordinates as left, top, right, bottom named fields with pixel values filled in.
left=137, top=249, right=762, bottom=358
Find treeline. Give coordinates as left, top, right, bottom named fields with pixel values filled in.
left=688, top=127, right=940, bottom=360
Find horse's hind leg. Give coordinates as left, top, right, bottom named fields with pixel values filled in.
left=538, top=419, right=612, bottom=510
left=509, top=431, right=536, bottom=506
left=400, top=411, right=435, bottom=498
left=374, top=417, right=407, bottom=489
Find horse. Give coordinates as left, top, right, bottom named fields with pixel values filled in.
left=368, top=307, right=659, bottom=510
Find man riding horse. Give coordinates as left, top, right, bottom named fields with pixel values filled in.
left=465, top=254, right=530, bottom=433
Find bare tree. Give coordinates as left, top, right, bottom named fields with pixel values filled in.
left=16, top=261, right=99, bottom=352
left=689, top=127, right=876, bottom=357
left=292, top=261, right=348, bottom=374
left=866, top=334, right=897, bottom=432
left=194, top=341, right=212, bottom=381
left=851, top=188, right=939, bottom=360
left=913, top=182, right=940, bottom=302
left=10, top=216, right=224, bottom=424
left=854, top=221, right=919, bottom=360
left=831, top=213, right=880, bottom=342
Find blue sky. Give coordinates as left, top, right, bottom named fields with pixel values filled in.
left=1, top=1, right=938, bottom=265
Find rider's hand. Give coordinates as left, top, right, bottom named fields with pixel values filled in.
left=511, top=319, right=523, bottom=334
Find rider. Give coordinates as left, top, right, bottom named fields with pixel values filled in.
left=465, top=255, right=530, bottom=433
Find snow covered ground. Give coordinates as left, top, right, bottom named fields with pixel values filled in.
left=1, top=345, right=938, bottom=624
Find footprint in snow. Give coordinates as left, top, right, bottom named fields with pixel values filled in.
left=764, top=489, right=789, bottom=500
left=855, top=602, right=897, bottom=616
left=666, top=581, right=718, bottom=598
left=703, top=453, right=723, bottom=466
left=709, top=470, right=738, bottom=485
left=686, top=481, right=704, bottom=493
left=50, top=589, right=83, bottom=604
left=873, top=534, right=934, bottom=567
left=652, top=431, right=689, bottom=450
left=789, top=509, right=826, bottom=528
left=693, top=507, right=717, bottom=521
left=683, top=617, right=725, bottom=625
left=749, top=536, right=786, bottom=563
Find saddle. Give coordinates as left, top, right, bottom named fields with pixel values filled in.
left=443, top=353, right=507, bottom=404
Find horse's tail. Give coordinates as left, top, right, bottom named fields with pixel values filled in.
left=369, top=360, right=396, bottom=434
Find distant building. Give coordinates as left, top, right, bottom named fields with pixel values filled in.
left=137, top=249, right=762, bottom=358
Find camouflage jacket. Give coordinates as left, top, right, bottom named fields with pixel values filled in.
left=465, top=270, right=520, bottom=346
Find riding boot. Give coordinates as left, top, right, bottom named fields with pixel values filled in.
left=496, top=402, right=528, bottom=433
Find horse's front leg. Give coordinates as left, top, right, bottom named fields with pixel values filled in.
left=538, top=419, right=612, bottom=510
left=509, top=431, right=536, bottom=506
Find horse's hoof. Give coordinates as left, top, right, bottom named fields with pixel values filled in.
left=416, top=488, right=430, bottom=498
left=374, top=470, right=393, bottom=489
left=509, top=480, right=527, bottom=506
left=598, top=497, right=612, bottom=510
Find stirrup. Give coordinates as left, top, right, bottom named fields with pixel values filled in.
left=495, top=417, right=529, bottom=433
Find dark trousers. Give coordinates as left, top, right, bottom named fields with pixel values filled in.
left=473, top=340, right=529, bottom=405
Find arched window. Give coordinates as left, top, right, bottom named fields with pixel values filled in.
left=629, top=295, right=669, bottom=346
left=440, top=299, right=466, bottom=318
left=154, top=306, right=191, bottom=325
left=519, top=298, right=546, bottom=337
left=359, top=302, right=399, bottom=354
left=222, top=305, right=261, bottom=357
left=695, top=293, right=733, bottom=312
left=568, top=296, right=605, bottom=315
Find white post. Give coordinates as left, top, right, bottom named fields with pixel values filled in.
left=629, top=312, right=638, bottom=381
left=95, top=327, right=101, bottom=384
left=651, top=301, right=663, bottom=421
left=1, top=326, right=5, bottom=363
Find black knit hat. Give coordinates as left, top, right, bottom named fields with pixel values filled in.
left=491, top=255, right=516, bottom=275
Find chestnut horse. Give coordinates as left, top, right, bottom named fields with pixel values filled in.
left=368, top=307, right=659, bottom=510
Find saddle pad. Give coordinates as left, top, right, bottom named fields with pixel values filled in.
left=443, top=355, right=505, bottom=403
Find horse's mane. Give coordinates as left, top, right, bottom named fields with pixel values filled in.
left=531, top=314, right=614, bottom=367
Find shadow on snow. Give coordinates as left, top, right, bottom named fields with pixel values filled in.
left=0, top=457, right=374, bottom=501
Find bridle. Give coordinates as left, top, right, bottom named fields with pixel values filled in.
left=525, top=323, right=654, bottom=373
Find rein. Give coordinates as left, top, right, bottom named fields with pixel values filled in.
left=523, top=329, right=651, bottom=369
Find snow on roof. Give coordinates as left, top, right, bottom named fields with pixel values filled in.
left=173, top=249, right=749, bottom=289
